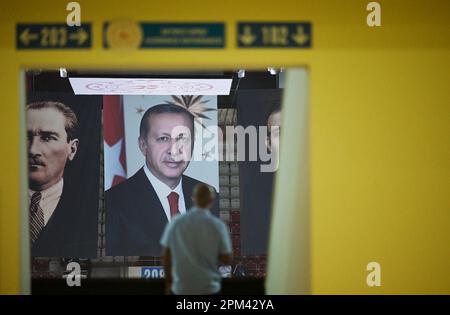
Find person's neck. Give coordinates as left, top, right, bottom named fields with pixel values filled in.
left=166, top=180, right=180, bottom=190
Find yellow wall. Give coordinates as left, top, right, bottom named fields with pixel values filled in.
left=0, top=0, right=449, bottom=294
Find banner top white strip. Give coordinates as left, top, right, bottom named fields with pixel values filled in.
left=69, top=78, right=232, bottom=95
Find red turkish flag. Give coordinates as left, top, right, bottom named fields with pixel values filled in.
left=103, top=95, right=127, bottom=190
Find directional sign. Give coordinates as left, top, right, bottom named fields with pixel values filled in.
left=104, top=21, right=225, bottom=49
left=16, top=24, right=91, bottom=49
left=237, top=22, right=312, bottom=48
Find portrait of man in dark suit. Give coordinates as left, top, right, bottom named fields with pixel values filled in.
left=106, top=100, right=219, bottom=256
left=237, top=89, right=282, bottom=255
left=27, top=100, right=99, bottom=257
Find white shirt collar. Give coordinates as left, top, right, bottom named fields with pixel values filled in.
left=28, top=178, right=64, bottom=200
left=143, top=163, right=186, bottom=221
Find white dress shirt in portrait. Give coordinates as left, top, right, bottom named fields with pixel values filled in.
left=143, top=163, right=186, bottom=222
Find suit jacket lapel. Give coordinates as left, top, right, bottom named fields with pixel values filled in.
left=133, top=168, right=168, bottom=227
left=182, top=175, right=194, bottom=211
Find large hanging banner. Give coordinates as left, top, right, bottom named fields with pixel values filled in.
left=104, top=95, right=219, bottom=256
left=237, top=89, right=282, bottom=255
left=26, top=93, right=102, bottom=258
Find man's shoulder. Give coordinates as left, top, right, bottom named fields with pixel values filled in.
left=191, top=208, right=226, bottom=228
left=182, top=174, right=203, bottom=185
left=182, top=175, right=217, bottom=193
left=105, top=168, right=150, bottom=202
left=106, top=168, right=146, bottom=197
left=209, top=213, right=227, bottom=229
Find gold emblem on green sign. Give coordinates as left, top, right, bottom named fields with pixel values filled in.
left=106, top=20, right=143, bottom=49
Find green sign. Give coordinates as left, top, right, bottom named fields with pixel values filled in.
left=104, top=22, right=225, bottom=49
left=16, top=24, right=91, bottom=49
left=237, top=22, right=312, bottom=48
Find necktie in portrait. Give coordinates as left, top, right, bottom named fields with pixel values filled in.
left=30, top=192, right=44, bottom=243
left=167, top=191, right=180, bottom=218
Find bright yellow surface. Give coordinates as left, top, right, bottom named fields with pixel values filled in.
left=0, top=0, right=449, bottom=294
left=267, top=68, right=310, bottom=294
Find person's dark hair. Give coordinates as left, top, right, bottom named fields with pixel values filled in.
left=26, top=101, right=79, bottom=142
left=193, top=183, right=215, bottom=208
left=139, top=103, right=195, bottom=140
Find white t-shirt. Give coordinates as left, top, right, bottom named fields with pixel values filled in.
left=160, top=207, right=232, bottom=295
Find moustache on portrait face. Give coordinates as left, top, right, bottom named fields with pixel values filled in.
left=29, top=155, right=45, bottom=166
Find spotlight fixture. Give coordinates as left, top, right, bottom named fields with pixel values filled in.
left=59, top=68, right=68, bottom=78
left=237, top=69, right=246, bottom=78
left=267, top=67, right=279, bottom=75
